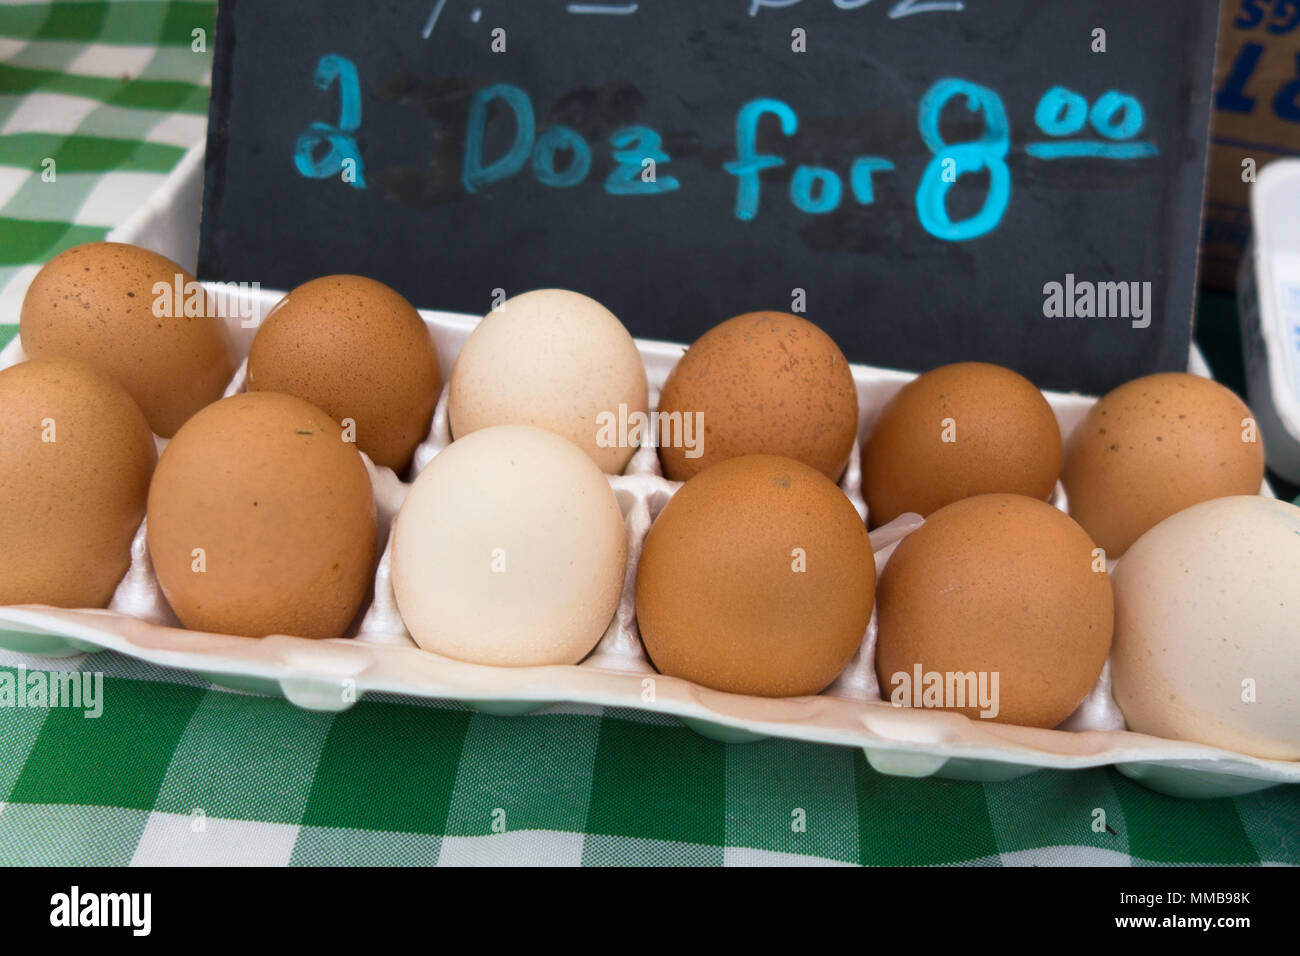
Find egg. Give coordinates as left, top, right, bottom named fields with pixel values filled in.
left=0, top=359, right=156, bottom=608
left=391, top=425, right=627, bottom=666
left=635, top=454, right=875, bottom=697
left=147, top=392, right=376, bottom=640
left=247, top=275, right=441, bottom=473
left=1062, top=372, right=1266, bottom=557
left=1111, top=496, right=1300, bottom=759
left=656, top=312, right=858, bottom=482
left=448, top=290, right=648, bottom=473
left=874, top=494, right=1113, bottom=728
left=863, top=362, right=1062, bottom=528
left=20, top=241, right=236, bottom=437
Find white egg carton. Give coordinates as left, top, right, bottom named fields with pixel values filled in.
left=1238, top=158, right=1300, bottom=484
left=1, top=145, right=1296, bottom=799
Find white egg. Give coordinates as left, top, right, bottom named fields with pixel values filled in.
left=447, top=289, right=649, bottom=474
left=1112, top=495, right=1300, bottom=759
left=391, top=425, right=627, bottom=667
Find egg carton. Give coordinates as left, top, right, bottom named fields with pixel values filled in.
left=1, top=146, right=1297, bottom=799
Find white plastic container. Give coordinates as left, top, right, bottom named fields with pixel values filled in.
left=2, top=145, right=1296, bottom=800
left=1239, top=158, right=1300, bottom=485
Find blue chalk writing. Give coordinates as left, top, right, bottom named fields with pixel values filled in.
left=1034, top=86, right=1088, bottom=137
left=888, top=0, right=964, bottom=18
left=566, top=2, right=639, bottom=13
left=533, top=125, right=592, bottom=187
left=914, top=78, right=1010, bottom=241
left=724, top=98, right=798, bottom=221
left=463, top=83, right=535, bottom=193
left=849, top=156, right=894, bottom=203
left=606, top=126, right=680, bottom=195
left=1025, top=141, right=1158, bottom=159
left=292, top=55, right=1162, bottom=246
left=292, top=54, right=366, bottom=188
left=421, top=0, right=448, bottom=39
left=1089, top=90, right=1145, bottom=140
left=1029, top=86, right=1157, bottom=160
left=790, top=165, right=842, bottom=213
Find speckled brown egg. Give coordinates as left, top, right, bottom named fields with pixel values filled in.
left=863, top=362, right=1062, bottom=528
left=247, top=275, right=441, bottom=473
left=656, top=312, right=858, bottom=482
left=1062, top=372, right=1266, bottom=557
left=0, top=359, right=156, bottom=608
left=20, top=242, right=236, bottom=437
left=147, top=392, right=377, bottom=640
left=635, top=454, right=876, bottom=697
left=875, top=494, right=1113, bottom=729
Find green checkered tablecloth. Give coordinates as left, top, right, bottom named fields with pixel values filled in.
left=1, top=0, right=1297, bottom=868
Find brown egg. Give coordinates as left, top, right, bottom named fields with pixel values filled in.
left=0, top=359, right=156, bottom=608
left=875, top=494, right=1113, bottom=729
left=20, top=242, right=236, bottom=437
left=1062, top=372, right=1265, bottom=557
left=247, top=275, right=441, bottom=472
left=147, top=392, right=377, bottom=640
left=864, top=362, right=1062, bottom=528
left=656, top=312, right=858, bottom=482
left=636, top=454, right=875, bottom=697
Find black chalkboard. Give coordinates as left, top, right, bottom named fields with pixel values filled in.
left=199, top=0, right=1219, bottom=395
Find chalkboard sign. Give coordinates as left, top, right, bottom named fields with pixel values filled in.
left=199, top=0, right=1219, bottom=395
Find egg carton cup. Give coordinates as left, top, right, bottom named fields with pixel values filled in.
left=1, top=146, right=1296, bottom=799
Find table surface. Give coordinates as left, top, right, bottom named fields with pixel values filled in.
left=0, top=0, right=1296, bottom=868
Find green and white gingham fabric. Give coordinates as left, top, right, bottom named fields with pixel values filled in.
left=0, top=0, right=209, bottom=323
left=1, top=1, right=1298, bottom=868
left=1, top=649, right=1299, bottom=866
